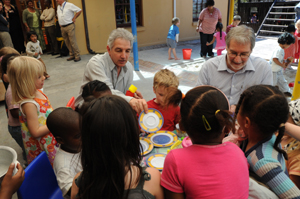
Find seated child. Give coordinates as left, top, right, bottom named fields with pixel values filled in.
left=269, top=32, right=294, bottom=97
left=226, top=15, right=241, bottom=33
left=161, top=86, right=249, bottom=198
left=147, top=69, right=181, bottom=131
left=236, top=85, right=300, bottom=198
left=76, top=80, right=112, bottom=113
left=26, top=31, right=49, bottom=79
left=281, top=99, right=300, bottom=189
left=3, top=54, right=27, bottom=164
left=46, top=107, right=82, bottom=198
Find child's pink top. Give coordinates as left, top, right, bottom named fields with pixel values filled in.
left=214, top=31, right=227, bottom=50
left=284, top=37, right=298, bottom=59
left=295, top=30, right=300, bottom=58
left=161, top=142, right=249, bottom=199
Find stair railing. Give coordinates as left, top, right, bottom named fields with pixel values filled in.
left=256, top=0, right=278, bottom=37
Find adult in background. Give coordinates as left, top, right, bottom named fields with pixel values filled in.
left=75, top=28, right=148, bottom=114
left=40, top=0, right=59, bottom=55
left=196, top=0, right=222, bottom=58
left=3, top=0, right=25, bottom=53
left=56, top=0, right=81, bottom=62
left=22, top=0, right=46, bottom=50
left=196, top=25, right=273, bottom=111
left=0, top=1, right=13, bottom=48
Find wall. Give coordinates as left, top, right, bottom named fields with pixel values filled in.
left=69, top=0, right=229, bottom=55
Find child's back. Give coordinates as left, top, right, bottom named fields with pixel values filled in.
left=162, top=142, right=248, bottom=198
left=214, top=31, right=226, bottom=50
left=161, top=86, right=249, bottom=199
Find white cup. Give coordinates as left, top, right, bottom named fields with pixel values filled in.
left=0, top=146, right=19, bottom=181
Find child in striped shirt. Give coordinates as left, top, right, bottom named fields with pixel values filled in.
left=235, top=85, right=300, bottom=199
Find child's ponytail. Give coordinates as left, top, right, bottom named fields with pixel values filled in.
left=215, top=109, right=235, bottom=135
left=164, top=87, right=182, bottom=108
left=274, top=124, right=288, bottom=160
left=216, top=22, right=223, bottom=40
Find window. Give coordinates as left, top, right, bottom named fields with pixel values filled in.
left=193, top=0, right=206, bottom=22
left=115, top=0, right=142, bottom=27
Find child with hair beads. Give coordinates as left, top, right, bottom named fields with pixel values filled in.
left=7, top=56, right=58, bottom=166
left=147, top=69, right=181, bottom=131
left=206, top=22, right=226, bottom=56
left=71, top=96, right=163, bottom=199
left=226, top=15, right=241, bottom=33
left=269, top=32, right=294, bottom=97
left=167, top=17, right=180, bottom=60
left=235, top=85, right=300, bottom=198
left=161, top=86, right=249, bottom=199
left=26, top=31, right=50, bottom=79
left=47, top=107, right=82, bottom=198
left=281, top=99, right=300, bottom=189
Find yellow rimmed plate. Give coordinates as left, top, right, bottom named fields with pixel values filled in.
left=147, top=131, right=178, bottom=147
left=140, top=137, right=154, bottom=156
left=146, top=153, right=166, bottom=170
left=139, top=108, right=164, bottom=133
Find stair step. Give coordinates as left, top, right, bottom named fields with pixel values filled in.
left=260, top=30, right=284, bottom=34
left=262, top=24, right=288, bottom=28
left=266, top=18, right=295, bottom=21
left=269, top=12, right=296, bottom=15
left=273, top=6, right=296, bottom=9
left=256, top=35, right=279, bottom=40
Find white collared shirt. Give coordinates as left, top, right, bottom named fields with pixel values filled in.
left=196, top=54, right=273, bottom=105
left=57, top=1, right=81, bottom=26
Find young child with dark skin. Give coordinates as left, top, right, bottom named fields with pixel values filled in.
left=235, top=85, right=300, bottom=198
left=46, top=107, right=82, bottom=198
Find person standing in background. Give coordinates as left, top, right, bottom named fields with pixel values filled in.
left=56, top=0, right=82, bottom=62
left=40, top=0, right=59, bottom=55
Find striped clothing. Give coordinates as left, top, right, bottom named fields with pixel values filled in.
left=198, top=7, right=221, bottom=34
left=242, top=134, right=300, bottom=199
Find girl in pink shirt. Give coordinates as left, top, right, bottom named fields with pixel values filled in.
left=161, top=85, right=249, bottom=199
left=207, top=22, right=227, bottom=56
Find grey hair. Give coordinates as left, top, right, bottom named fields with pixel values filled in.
left=107, top=28, right=134, bottom=49
left=226, top=25, right=255, bottom=51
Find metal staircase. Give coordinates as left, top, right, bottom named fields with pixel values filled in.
left=256, top=0, right=300, bottom=38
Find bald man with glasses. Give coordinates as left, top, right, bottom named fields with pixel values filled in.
left=196, top=25, right=273, bottom=108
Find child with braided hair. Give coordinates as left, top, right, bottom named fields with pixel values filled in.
left=235, top=85, right=300, bottom=198
left=161, top=85, right=249, bottom=199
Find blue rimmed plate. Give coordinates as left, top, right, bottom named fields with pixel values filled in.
left=139, top=108, right=164, bottom=133
left=147, top=131, right=178, bottom=147
left=146, top=153, right=166, bottom=170
left=140, top=137, right=154, bottom=156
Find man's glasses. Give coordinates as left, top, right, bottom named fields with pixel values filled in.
left=227, top=51, right=250, bottom=59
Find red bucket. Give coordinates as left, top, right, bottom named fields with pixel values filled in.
left=182, top=48, right=192, bottom=60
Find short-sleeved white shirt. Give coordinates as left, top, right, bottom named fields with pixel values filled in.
left=270, top=46, right=284, bottom=72
left=57, top=1, right=81, bottom=26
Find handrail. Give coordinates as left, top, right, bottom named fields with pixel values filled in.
left=256, top=0, right=278, bottom=37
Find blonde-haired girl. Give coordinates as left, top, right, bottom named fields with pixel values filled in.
left=294, top=19, right=300, bottom=60
left=8, top=56, right=58, bottom=166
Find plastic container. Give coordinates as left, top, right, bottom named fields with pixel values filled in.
left=0, top=146, right=18, bottom=180
left=182, top=48, right=192, bottom=60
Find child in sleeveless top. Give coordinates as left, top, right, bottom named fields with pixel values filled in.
left=161, top=86, right=249, bottom=199
left=235, top=85, right=300, bottom=198
left=71, top=96, right=163, bottom=199
left=7, top=56, right=58, bottom=166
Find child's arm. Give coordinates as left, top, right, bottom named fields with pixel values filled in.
left=10, top=108, right=19, bottom=119
left=26, top=42, right=36, bottom=57
left=71, top=172, right=81, bottom=199
left=175, top=34, right=179, bottom=43
left=290, top=175, right=300, bottom=189
left=285, top=122, right=300, bottom=140
left=206, top=36, right=216, bottom=46
left=22, top=103, right=50, bottom=138
left=273, top=57, right=287, bottom=68
left=38, top=41, right=43, bottom=55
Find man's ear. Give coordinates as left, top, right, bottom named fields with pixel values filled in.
left=106, top=45, right=111, bottom=54
left=55, top=136, right=64, bottom=145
